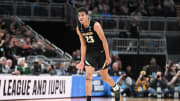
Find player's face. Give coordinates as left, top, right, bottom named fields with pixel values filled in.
left=78, top=12, right=88, bottom=24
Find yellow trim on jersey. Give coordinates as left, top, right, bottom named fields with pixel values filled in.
left=102, top=62, right=107, bottom=69
left=82, top=32, right=93, bottom=36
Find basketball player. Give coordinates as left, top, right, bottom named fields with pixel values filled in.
left=76, top=7, right=121, bottom=101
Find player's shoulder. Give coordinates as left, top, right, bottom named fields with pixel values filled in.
left=91, top=19, right=101, bottom=26
left=93, top=21, right=102, bottom=30
left=76, top=21, right=81, bottom=29
left=76, top=26, right=79, bottom=31
left=94, top=22, right=101, bottom=27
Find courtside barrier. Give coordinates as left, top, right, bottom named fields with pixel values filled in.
left=71, top=75, right=119, bottom=97
left=0, top=75, right=72, bottom=100
left=0, top=75, right=119, bottom=100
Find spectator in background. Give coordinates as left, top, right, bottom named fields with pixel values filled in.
left=14, top=28, right=22, bottom=36
left=136, top=70, right=149, bottom=97
left=5, top=59, right=14, bottom=73
left=44, top=44, right=57, bottom=57
left=20, top=24, right=27, bottom=34
left=32, top=39, right=44, bottom=55
left=32, top=59, right=42, bottom=75
left=169, top=70, right=180, bottom=86
left=0, top=31, right=5, bottom=57
left=46, top=64, right=56, bottom=75
left=125, top=65, right=134, bottom=79
left=12, top=57, right=31, bottom=75
left=75, top=0, right=82, bottom=8
left=117, top=59, right=123, bottom=71
left=0, top=57, right=7, bottom=73
left=164, top=62, right=178, bottom=82
left=91, top=6, right=101, bottom=17
left=109, top=62, right=121, bottom=76
left=4, top=33, right=11, bottom=49
left=163, top=0, right=176, bottom=17
left=0, top=17, right=2, bottom=28
left=76, top=49, right=81, bottom=60
left=55, top=62, right=66, bottom=76
left=145, top=57, right=162, bottom=78
left=101, top=3, right=111, bottom=20
left=1, top=21, right=8, bottom=31
left=72, top=49, right=81, bottom=61
left=148, top=71, right=170, bottom=97
left=111, top=54, right=120, bottom=64
left=67, top=61, right=78, bottom=75
left=129, top=17, right=140, bottom=38
left=24, top=30, right=34, bottom=41
left=9, top=16, right=16, bottom=26
left=153, top=1, right=164, bottom=16
left=165, top=59, right=173, bottom=69
left=15, top=39, right=25, bottom=57
left=109, top=0, right=120, bottom=15
left=23, top=37, right=32, bottom=56
left=85, top=2, right=91, bottom=12
left=5, top=37, right=18, bottom=65
left=9, top=24, right=16, bottom=35
left=32, top=59, right=48, bottom=74
left=32, top=37, right=39, bottom=49
left=72, top=50, right=77, bottom=60
left=116, top=71, right=133, bottom=97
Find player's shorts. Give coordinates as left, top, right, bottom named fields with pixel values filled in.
left=85, top=49, right=108, bottom=71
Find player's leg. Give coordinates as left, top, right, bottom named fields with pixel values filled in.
left=99, top=68, right=115, bottom=86
left=85, top=66, right=95, bottom=101
left=99, top=68, right=121, bottom=101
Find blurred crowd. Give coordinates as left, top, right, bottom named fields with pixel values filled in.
left=70, top=0, right=177, bottom=17
left=0, top=0, right=180, bottom=99
left=67, top=49, right=180, bottom=98
left=0, top=16, right=60, bottom=75
left=113, top=57, right=180, bottom=98
left=1, top=0, right=66, bottom=3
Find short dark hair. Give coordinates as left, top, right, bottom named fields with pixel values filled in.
left=77, top=7, right=88, bottom=15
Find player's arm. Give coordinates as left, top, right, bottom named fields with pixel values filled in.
left=76, top=26, right=86, bottom=71
left=94, top=22, right=111, bottom=64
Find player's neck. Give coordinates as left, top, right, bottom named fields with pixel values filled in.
left=83, top=19, right=90, bottom=28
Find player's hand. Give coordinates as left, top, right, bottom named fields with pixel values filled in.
left=105, top=56, right=111, bottom=65
left=76, top=61, right=85, bottom=73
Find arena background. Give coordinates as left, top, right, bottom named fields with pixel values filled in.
left=0, top=0, right=180, bottom=101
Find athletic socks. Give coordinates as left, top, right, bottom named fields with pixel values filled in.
left=87, top=96, right=91, bottom=101
left=112, top=84, right=119, bottom=92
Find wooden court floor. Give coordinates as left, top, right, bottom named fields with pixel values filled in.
left=13, top=97, right=179, bottom=101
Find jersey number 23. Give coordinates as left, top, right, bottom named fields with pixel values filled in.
left=85, top=36, right=95, bottom=43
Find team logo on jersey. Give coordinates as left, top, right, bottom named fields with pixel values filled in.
left=82, top=32, right=93, bottom=36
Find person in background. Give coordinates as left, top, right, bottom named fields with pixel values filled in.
left=0, top=57, right=7, bottom=73
left=55, top=62, right=66, bottom=76
left=47, top=64, right=56, bottom=75
left=67, top=61, right=78, bottom=75
left=32, top=59, right=42, bottom=75
left=109, top=61, right=121, bottom=76
left=44, top=44, right=57, bottom=57
left=116, top=71, right=134, bottom=97
left=126, top=65, right=134, bottom=79
left=3, top=59, right=13, bottom=73
left=12, top=57, right=31, bottom=75
left=136, top=70, right=149, bottom=97
left=145, top=57, right=162, bottom=78
left=0, top=31, right=5, bottom=57
left=148, top=71, right=170, bottom=97
left=164, top=62, right=178, bottom=82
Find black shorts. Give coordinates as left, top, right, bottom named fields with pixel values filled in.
left=85, top=49, right=108, bottom=71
